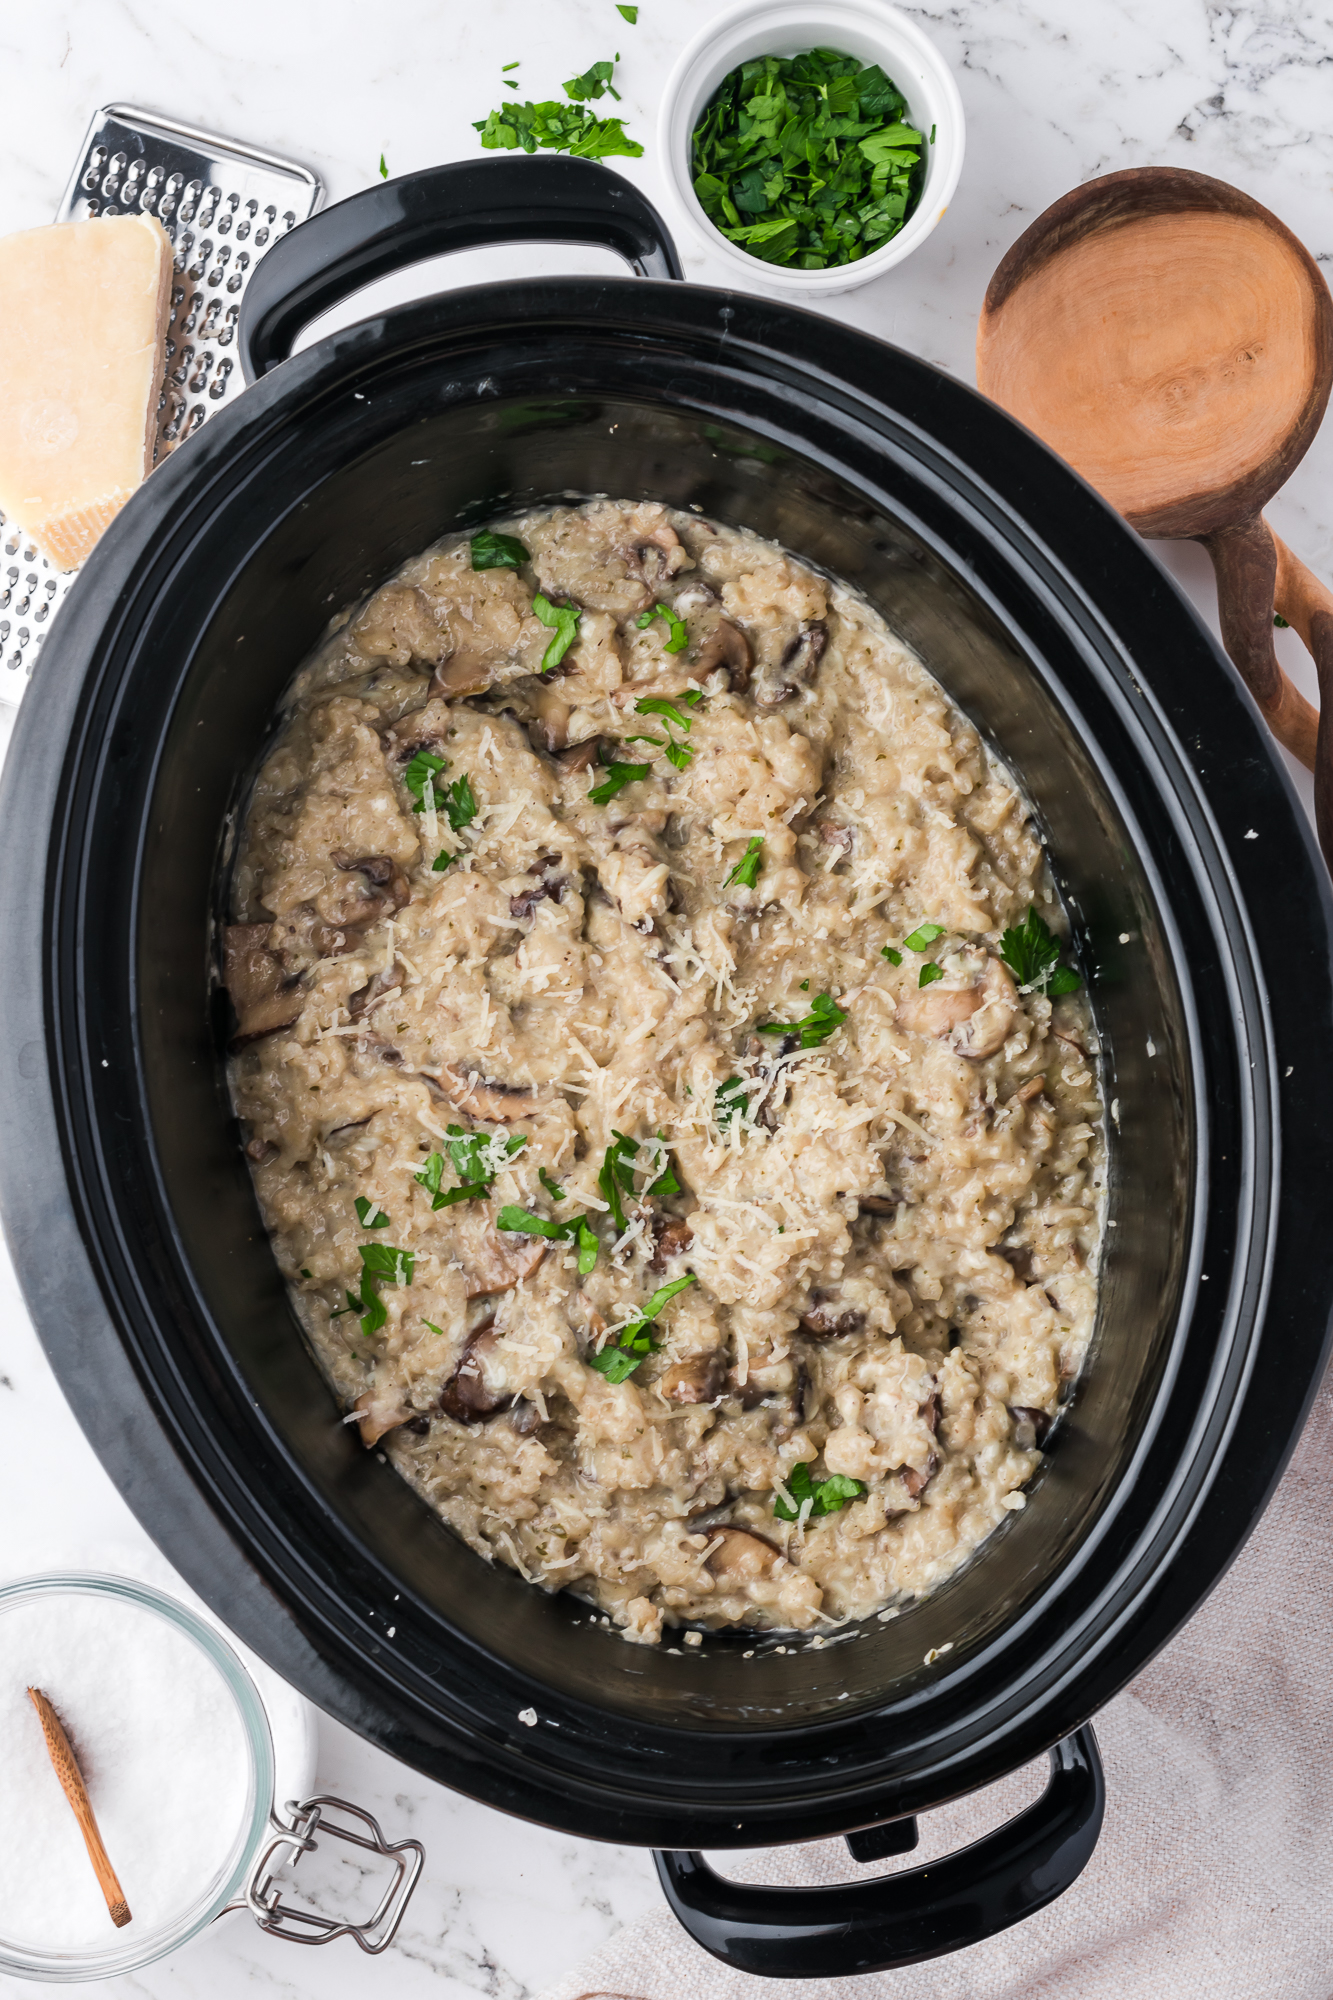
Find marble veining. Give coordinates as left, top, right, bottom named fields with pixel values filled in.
left=0, top=2, right=1325, bottom=1993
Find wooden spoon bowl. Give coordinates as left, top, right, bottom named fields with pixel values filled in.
left=977, top=167, right=1333, bottom=870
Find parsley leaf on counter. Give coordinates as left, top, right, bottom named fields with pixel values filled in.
left=1000, top=906, right=1081, bottom=996
left=636, top=602, right=689, bottom=653
left=378, top=154, right=388, bottom=180
left=902, top=922, right=946, bottom=952
left=757, top=990, right=847, bottom=1048
left=588, top=757, right=651, bottom=806
left=565, top=57, right=621, bottom=103
left=403, top=749, right=447, bottom=808
left=532, top=593, right=581, bottom=673
left=617, top=4, right=638, bottom=18
left=471, top=529, right=529, bottom=570
left=724, top=836, right=764, bottom=889
left=691, top=50, right=925, bottom=272
left=587, top=1274, right=697, bottom=1382
left=774, top=1461, right=866, bottom=1521
left=474, top=98, right=643, bottom=160
left=354, top=1196, right=390, bottom=1229
left=918, top=962, right=945, bottom=988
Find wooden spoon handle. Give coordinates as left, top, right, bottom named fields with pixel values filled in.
left=1199, top=517, right=1320, bottom=773
left=28, top=1687, right=132, bottom=1929
left=1270, top=525, right=1333, bottom=875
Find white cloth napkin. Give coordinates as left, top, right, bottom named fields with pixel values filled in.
left=539, top=1368, right=1333, bottom=2000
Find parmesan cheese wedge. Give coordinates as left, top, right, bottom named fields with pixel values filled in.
left=0, top=213, right=173, bottom=571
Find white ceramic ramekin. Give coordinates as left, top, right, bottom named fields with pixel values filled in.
left=657, top=0, right=965, bottom=296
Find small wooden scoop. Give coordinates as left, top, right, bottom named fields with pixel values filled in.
left=977, top=166, right=1333, bottom=872
left=28, top=1687, right=132, bottom=1929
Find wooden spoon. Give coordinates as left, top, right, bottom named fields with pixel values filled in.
left=976, top=166, right=1333, bottom=870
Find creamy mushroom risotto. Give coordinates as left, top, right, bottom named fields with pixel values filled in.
left=226, top=499, right=1104, bottom=1646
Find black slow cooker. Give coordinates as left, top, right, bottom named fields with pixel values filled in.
left=2, top=158, right=1331, bottom=1980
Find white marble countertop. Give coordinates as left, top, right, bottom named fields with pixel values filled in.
left=0, top=0, right=1327, bottom=1993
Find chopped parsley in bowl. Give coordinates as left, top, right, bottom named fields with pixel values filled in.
left=691, top=48, right=927, bottom=271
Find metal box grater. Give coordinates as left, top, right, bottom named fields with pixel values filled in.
left=0, top=104, right=323, bottom=702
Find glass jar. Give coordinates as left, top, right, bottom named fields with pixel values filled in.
left=0, top=1573, right=421, bottom=1981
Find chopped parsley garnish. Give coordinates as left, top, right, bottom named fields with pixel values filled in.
left=354, top=1196, right=390, bottom=1229
left=635, top=693, right=701, bottom=730
left=617, top=4, right=637, bottom=18
left=415, top=1128, right=525, bottom=1209
left=882, top=946, right=903, bottom=966
left=474, top=98, right=643, bottom=160
left=502, top=61, right=520, bottom=72
left=800, top=979, right=809, bottom=990
left=432, top=849, right=455, bottom=871
left=441, top=773, right=478, bottom=831
left=691, top=50, right=925, bottom=272
left=471, top=529, right=529, bottom=570
left=774, top=1461, right=866, bottom=1521
left=597, top=1130, right=679, bottom=1230
left=724, top=836, right=764, bottom=889
left=300, top=1267, right=312, bottom=1279
left=531, top=593, right=582, bottom=672
left=625, top=731, right=693, bottom=772
left=359, top=1242, right=415, bottom=1285
left=403, top=749, right=447, bottom=808
left=378, top=154, right=388, bottom=180
left=565, top=57, right=621, bottom=103
left=497, top=1206, right=599, bottom=1275
left=588, top=1274, right=697, bottom=1383
left=539, top=1167, right=566, bottom=1201
left=335, top=1240, right=415, bottom=1337
left=757, top=991, right=847, bottom=1047
left=424, top=1319, right=445, bottom=1336
left=715, top=1075, right=749, bottom=1126
left=902, top=922, right=946, bottom=952
left=636, top=602, right=689, bottom=653
left=1000, top=906, right=1081, bottom=996
left=918, top=962, right=944, bottom=988
left=587, top=757, right=651, bottom=806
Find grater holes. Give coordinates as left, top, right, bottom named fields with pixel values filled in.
left=187, top=351, right=213, bottom=393
left=226, top=250, right=250, bottom=293
left=208, top=357, right=233, bottom=399
left=218, top=302, right=240, bottom=345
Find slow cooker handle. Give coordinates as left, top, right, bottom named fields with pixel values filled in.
left=238, top=156, right=684, bottom=380
left=652, top=1724, right=1104, bottom=1980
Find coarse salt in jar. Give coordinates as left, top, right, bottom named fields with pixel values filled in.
left=0, top=1574, right=422, bottom=1981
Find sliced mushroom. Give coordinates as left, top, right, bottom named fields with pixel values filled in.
left=422, top=1061, right=544, bottom=1123
left=900, top=1452, right=939, bottom=1500
left=326, top=1117, right=371, bottom=1145
left=693, top=617, right=752, bottom=694
left=1009, top=1404, right=1052, bottom=1449
left=353, top=1385, right=414, bottom=1449
left=510, top=859, right=567, bottom=921
left=799, top=1300, right=866, bottom=1339
left=1008, top=1074, right=1047, bottom=1107
left=650, top=1216, right=694, bottom=1271
left=222, top=923, right=305, bottom=1044
left=671, top=579, right=720, bottom=615
left=245, top=1136, right=279, bottom=1165
left=858, top=1195, right=899, bottom=1217
left=555, top=739, right=601, bottom=776
left=755, top=620, right=827, bottom=707
left=659, top=1352, right=726, bottom=1404
left=348, top=959, right=405, bottom=1021
left=919, top=1392, right=940, bottom=1434
left=508, top=1396, right=543, bottom=1436
left=895, top=956, right=1017, bottom=1061
left=440, top=1324, right=513, bottom=1422
left=330, top=851, right=412, bottom=925
left=524, top=685, right=572, bottom=755
left=819, top=821, right=853, bottom=855
left=464, top=1223, right=547, bottom=1299
left=430, top=651, right=494, bottom=699
left=706, top=1526, right=783, bottom=1583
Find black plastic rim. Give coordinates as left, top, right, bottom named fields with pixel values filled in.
left=1, top=272, right=1330, bottom=1851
